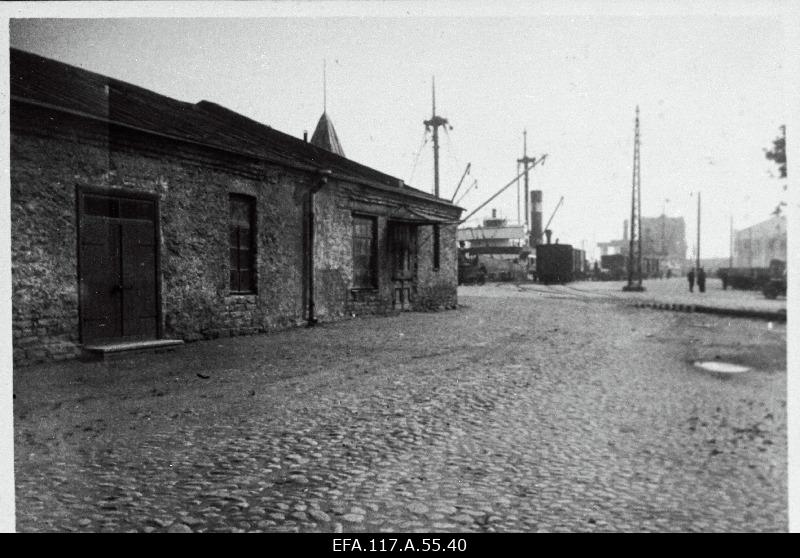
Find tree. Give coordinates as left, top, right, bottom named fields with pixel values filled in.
left=764, top=125, right=786, bottom=216
left=765, top=125, right=786, bottom=179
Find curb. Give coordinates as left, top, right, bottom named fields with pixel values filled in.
left=630, top=301, right=786, bottom=322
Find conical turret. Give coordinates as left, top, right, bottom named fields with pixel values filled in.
left=310, top=111, right=345, bottom=156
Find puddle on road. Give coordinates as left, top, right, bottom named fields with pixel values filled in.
left=693, top=361, right=751, bottom=374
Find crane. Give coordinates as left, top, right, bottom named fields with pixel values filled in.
left=543, top=196, right=564, bottom=233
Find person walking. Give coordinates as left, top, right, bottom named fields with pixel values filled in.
left=697, top=268, right=706, bottom=293
left=687, top=268, right=695, bottom=292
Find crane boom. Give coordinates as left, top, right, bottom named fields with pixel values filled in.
left=460, top=158, right=544, bottom=224
left=450, top=163, right=472, bottom=203
left=543, top=196, right=564, bottom=231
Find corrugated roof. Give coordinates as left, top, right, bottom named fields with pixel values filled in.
left=10, top=48, right=456, bottom=209
left=310, top=112, right=345, bottom=157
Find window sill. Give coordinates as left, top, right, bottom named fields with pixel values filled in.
left=227, top=292, right=257, bottom=297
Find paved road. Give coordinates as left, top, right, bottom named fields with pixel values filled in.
left=14, top=291, right=787, bottom=532
left=463, top=277, right=787, bottom=315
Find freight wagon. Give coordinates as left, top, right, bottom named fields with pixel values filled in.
left=599, top=253, right=660, bottom=280
left=572, top=248, right=588, bottom=280
left=600, top=254, right=627, bottom=280
left=536, top=243, right=574, bottom=284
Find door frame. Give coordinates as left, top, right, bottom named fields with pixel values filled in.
left=75, top=185, right=163, bottom=344
left=388, top=220, right=419, bottom=310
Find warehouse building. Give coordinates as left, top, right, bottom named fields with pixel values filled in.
left=733, top=215, right=787, bottom=268
left=10, top=48, right=462, bottom=365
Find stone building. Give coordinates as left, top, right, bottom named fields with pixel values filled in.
left=733, top=215, right=787, bottom=268
left=600, top=215, right=687, bottom=272
left=10, top=48, right=462, bottom=366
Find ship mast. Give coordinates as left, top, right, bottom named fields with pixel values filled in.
left=423, top=77, right=450, bottom=198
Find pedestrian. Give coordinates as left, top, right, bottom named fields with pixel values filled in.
left=687, top=268, right=695, bottom=292
left=697, top=268, right=706, bottom=293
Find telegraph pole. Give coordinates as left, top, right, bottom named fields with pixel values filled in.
left=729, top=215, right=734, bottom=268
left=624, top=106, right=645, bottom=292
left=696, top=191, right=701, bottom=272
left=516, top=162, right=521, bottom=225
left=424, top=77, right=449, bottom=198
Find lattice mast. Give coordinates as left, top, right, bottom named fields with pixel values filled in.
left=625, top=106, right=645, bottom=291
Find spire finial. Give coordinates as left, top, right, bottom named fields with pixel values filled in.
left=323, top=59, right=327, bottom=113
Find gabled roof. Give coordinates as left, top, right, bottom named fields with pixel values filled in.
left=310, top=112, right=345, bottom=156
left=9, top=48, right=459, bottom=211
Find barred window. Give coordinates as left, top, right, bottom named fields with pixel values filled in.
left=353, top=215, right=377, bottom=289
left=230, top=194, right=256, bottom=293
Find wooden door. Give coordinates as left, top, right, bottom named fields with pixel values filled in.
left=389, top=223, right=418, bottom=310
left=79, top=191, right=159, bottom=343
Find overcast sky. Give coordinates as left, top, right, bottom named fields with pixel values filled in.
left=8, top=4, right=791, bottom=258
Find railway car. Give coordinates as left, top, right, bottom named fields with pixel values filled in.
left=572, top=248, right=588, bottom=280
left=536, top=243, right=574, bottom=284
left=600, top=254, right=627, bottom=280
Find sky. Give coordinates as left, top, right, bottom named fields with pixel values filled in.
left=6, top=4, right=791, bottom=259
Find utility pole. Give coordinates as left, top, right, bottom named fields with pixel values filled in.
left=624, top=106, right=645, bottom=292
left=729, top=215, right=734, bottom=268
left=516, top=163, right=521, bottom=226
left=423, top=76, right=450, bottom=198
left=696, top=191, right=701, bottom=272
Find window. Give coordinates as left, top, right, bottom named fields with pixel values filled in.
left=433, top=224, right=441, bottom=271
left=352, top=215, right=377, bottom=289
left=230, top=194, right=256, bottom=293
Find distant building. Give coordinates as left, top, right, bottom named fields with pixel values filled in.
left=733, top=215, right=786, bottom=268
left=600, top=215, right=687, bottom=271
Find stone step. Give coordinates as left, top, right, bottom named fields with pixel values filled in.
left=81, top=339, right=184, bottom=361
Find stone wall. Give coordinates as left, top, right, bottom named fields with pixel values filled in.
left=11, top=102, right=461, bottom=366
left=11, top=109, right=310, bottom=365
left=414, top=224, right=459, bottom=311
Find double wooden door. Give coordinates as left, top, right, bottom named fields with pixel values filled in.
left=78, top=190, right=159, bottom=343
left=389, top=223, right=418, bottom=310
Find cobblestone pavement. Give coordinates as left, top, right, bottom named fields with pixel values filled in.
left=14, top=291, right=787, bottom=532
left=462, top=277, right=787, bottom=315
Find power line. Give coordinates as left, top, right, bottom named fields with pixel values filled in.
left=407, top=129, right=430, bottom=185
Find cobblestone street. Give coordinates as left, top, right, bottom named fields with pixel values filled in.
left=13, top=289, right=787, bottom=532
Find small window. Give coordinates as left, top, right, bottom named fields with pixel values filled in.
left=230, top=194, right=256, bottom=293
left=352, top=215, right=377, bottom=289
left=84, top=195, right=119, bottom=218
left=433, top=224, right=441, bottom=271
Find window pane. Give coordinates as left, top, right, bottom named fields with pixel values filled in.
left=238, top=248, right=251, bottom=269
left=229, top=195, right=256, bottom=292
left=84, top=195, right=118, bottom=218
left=238, top=227, right=251, bottom=248
left=239, top=270, right=251, bottom=291
left=120, top=199, right=155, bottom=221
left=352, top=216, right=376, bottom=288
